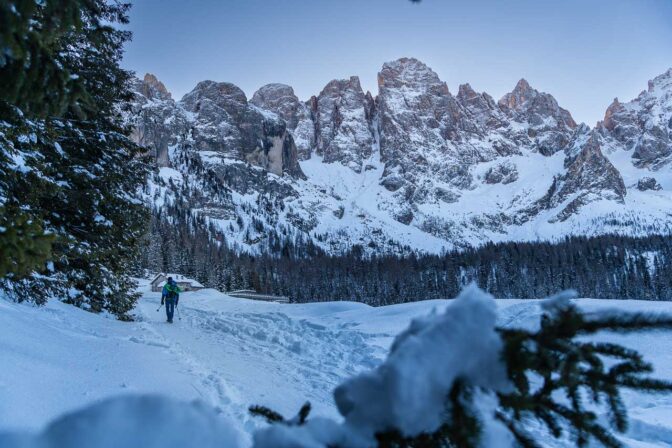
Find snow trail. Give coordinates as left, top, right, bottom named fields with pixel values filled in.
left=133, top=287, right=384, bottom=432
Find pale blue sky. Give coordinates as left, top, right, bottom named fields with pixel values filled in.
left=122, top=0, right=672, bottom=125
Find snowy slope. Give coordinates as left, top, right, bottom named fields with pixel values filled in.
left=2, top=285, right=672, bottom=446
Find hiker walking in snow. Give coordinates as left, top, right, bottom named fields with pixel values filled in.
left=161, top=277, right=181, bottom=323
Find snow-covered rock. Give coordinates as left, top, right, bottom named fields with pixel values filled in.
left=484, top=161, right=519, bottom=185
left=637, top=176, right=663, bottom=191
left=126, top=61, right=672, bottom=256
left=520, top=130, right=627, bottom=223
left=126, top=73, right=189, bottom=167
left=250, top=84, right=315, bottom=160
left=314, top=76, right=374, bottom=173
left=180, top=80, right=303, bottom=177
left=377, top=57, right=476, bottom=197
left=598, top=69, right=672, bottom=169
left=499, top=78, right=576, bottom=156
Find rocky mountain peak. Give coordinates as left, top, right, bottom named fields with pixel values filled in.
left=314, top=75, right=373, bottom=172
left=566, top=132, right=626, bottom=200
left=125, top=65, right=672, bottom=256
left=456, top=82, right=497, bottom=110
left=523, top=130, right=626, bottom=223
left=648, top=67, right=672, bottom=92
left=457, top=83, right=478, bottom=101
left=162, top=79, right=306, bottom=179
left=127, top=75, right=184, bottom=168
left=456, top=83, right=503, bottom=130
left=181, top=81, right=247, bottom=114
left=322, top=76, right=363, bottom=94
left=378, top=57, right=447, bottom=94
left=250, top=83, right=301, bottom=128
left=499, top=78, right=533, bottom=109
left=251, top=83, right=296, bottom=104
left=140, top=73, right=172, bottom=101
left=250, top=83, right=316, bottom=160
left=602, top=98, right=624, bottom=131
left=514, top=78, right=532, bottom=93
left=499, top=78, right=576, bottom=131
left=596, top=67, right=671, bottom=168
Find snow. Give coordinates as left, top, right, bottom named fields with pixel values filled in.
left=298, top=152, right=451, bottom=254
left=9, top=151, right=31, bottom=173
left=0, top=395, right=243, bottom=448
left=53, top=142, right=65, bottom=157
left=332, top=285, right=509, bottom=441
left=0, top=289, right=202, bottom=432
left=158, top=167, right=183, bottom=184
left=1, top=283, right=672, bottom=447
left=94, top=213, right=112, bottom=227
left=249, top=104, right=280, bottom=121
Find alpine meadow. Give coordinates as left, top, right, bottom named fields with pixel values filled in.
left=2, top=1, right=672, bottom=447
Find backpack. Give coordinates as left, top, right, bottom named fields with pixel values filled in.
left=166, top=283, right=179, bottom=300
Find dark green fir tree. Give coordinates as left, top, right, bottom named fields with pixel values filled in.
left=1, top=0, right=149, bottom=318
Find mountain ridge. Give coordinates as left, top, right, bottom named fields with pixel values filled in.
left=126, top=58, right=672, bottom=256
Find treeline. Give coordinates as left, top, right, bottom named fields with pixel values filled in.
left=141, top=209, right=672, bottom=303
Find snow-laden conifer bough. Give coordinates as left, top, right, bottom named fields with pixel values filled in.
left=1, top=285, right=671, bottom=448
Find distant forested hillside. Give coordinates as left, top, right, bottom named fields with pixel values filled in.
left=140, top=209, right=672, bottom=303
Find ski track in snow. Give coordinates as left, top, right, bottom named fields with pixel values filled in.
left=132, top=288, right=387, bottom=441
left=1, top=284, right=672, bottom=447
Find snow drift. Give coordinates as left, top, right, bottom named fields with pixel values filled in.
left=0, top=395, right=243, bottom=448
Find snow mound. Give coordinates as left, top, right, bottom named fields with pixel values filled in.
left=336, top=284, right=509, bottom=438
left=253, top=285, right=511, bottom=448
left=0, top=395, right=243, bottom=448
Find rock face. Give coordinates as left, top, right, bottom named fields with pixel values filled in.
left=127, top=74, right=187, bottom=167
left=250, top=84, right=315, bottom=160
left=597, top=69, right=672, bottom=169
left=484, top=162, right=518, bottom=185
left=637, top=177, right=662, bottom=191
left=547, top=132, right=626, bottom=222
left=456, top=83, right=506, bottom=131
left=127, top=61, right=672, bottom=256
left=377, top=58, right=473, bottom=193
left=498, top=79, right=576, bottom=156
left=180, top=81, right=303, bottom=177
left=499, top=79, right=576, bottom=129
left=139, top=73, right=172, bottom=101
left=314, top=76, right=373, bottom=172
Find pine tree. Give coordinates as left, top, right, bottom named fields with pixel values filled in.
left=1, top=1, right=149, bottom=317
left=0, top=0, right=93, bottom=278
left=0, top=0, right=97, bottom=115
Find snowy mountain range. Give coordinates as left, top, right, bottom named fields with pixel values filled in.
left=126, top=59, right=672, bottom=255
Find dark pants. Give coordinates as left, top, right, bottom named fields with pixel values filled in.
left=165, top=298, right=176, bottom=322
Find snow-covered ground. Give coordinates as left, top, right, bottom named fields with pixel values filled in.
left=1, top=282, right=672, bottom=447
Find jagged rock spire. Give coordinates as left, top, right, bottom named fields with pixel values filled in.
left=140, top=73, right=172, bottom=100
left=314, top=76, right=373, bottom=172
